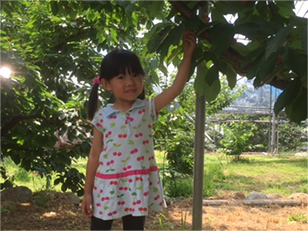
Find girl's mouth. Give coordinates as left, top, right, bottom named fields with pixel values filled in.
left=125, top=89, right=136, bottom=93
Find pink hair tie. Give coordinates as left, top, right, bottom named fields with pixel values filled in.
left=92, top=76, right=100, bottom=86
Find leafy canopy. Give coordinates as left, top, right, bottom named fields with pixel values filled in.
left=1, top=0, right=306, bottom=194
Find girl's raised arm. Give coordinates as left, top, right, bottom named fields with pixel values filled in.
left=154, top=31, right=196, bottom=112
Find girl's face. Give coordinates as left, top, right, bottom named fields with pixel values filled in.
left=103, top=70, right=144, bottom=104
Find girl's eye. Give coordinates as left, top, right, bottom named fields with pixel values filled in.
left=133, top=73, right=139, bottom=77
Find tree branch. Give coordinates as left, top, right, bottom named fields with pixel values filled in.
left=1, top=115, right=43, bottom=137
left=169, top=1, right=197, bottom=19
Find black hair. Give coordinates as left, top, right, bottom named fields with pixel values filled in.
left=88, top=49, right=145, bottom=120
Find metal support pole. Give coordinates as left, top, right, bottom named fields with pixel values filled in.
left=271, top=88, right=277, bottom=154
left=192, top=3, right=208, bottom=229
left=192, top=90, right=205, bottom=230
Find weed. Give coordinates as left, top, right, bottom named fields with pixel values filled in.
left=65, top=223, right=74, bottom=229
left=162, top=170, right=192, bottom=198
left=181, top=210, right=188, bottom=230
left=157, top=213, right=173, bottom=230
left=33, top=191, right=53, bottom=208
left=0, top=203, right=16, bottom=214
left=288, top=213, right=308, bottom=223
left=15, top=168, right=31, bottom=182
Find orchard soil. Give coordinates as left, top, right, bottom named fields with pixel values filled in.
left=1, top=191, right=307, bottom=230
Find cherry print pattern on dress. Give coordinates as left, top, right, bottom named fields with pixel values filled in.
left=91, top=98, right=165, bottom=220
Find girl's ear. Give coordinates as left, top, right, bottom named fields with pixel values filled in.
left=101, top=79, right=112, bottom=91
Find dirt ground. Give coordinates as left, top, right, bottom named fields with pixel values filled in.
left=1, top=192, right=307, bottom=231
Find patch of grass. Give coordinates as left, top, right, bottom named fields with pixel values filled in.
left=288, top=213, right=308, bottom=223
left=164, top=177, right=193, bottom=198
left=215, top=155, right=308, bottom=196
left=1, top=157, right=63, bottom=192
left=203, top=161, right=226, bottom=197
left=71, top=157, right=87, bottom=175
left=2, top=153, right=307, bottom=200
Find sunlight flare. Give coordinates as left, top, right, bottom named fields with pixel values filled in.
left=0, top=66, right=12, bottom=79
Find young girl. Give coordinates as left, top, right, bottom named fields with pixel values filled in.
left=82, top=31, right=196, bottom=230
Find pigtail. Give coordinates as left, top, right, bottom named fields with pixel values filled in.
left=88, top=84, right=99, bottom=120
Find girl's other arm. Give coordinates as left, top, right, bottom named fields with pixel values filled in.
left=155, top=31, right=196, bottom=112
left=81, top=127, right=103, bottom=218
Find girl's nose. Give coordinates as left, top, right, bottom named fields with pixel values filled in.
left=126, top=75, right=136, bottom=85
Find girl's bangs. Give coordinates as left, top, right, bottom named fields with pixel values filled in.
left=102, top=50, right=144, bottom=79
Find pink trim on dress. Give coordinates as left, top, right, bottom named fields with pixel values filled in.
left=95, top=166, right=158, bottom=179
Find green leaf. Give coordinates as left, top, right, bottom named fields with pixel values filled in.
left=211, top=8, right=227, bottom=23
left=204, top=79, right=221, bottom=102
left=205, top=65, right=218, bottom=86
left=225, top=66, right=237, bottom=89
left=265, top=26, right=292, bottom=60
left=158, top=23, right=186, bottom=58
left=148, top=1, right=164, bottom=19
left=274, top=78, right=301, bottom=115
left=210, top=22, right=234, bottom=56
left=86, top=9, right=98, bottom=22
left=146, top=23, right=173, bottom=54
left=254, top=51, right=279, bottom=87
left=287, top=47, right=307, bottom=78
left=286, top=88, right=307, bottom=123
left=276, top=1, right=295, bottom=17
left=194, top=62, right=208, bottom=96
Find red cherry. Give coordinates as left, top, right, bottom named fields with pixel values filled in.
left=201, top=13, right=210, bottom=22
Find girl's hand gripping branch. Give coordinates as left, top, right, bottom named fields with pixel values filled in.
left=154, top=31, right=196, bottom=112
